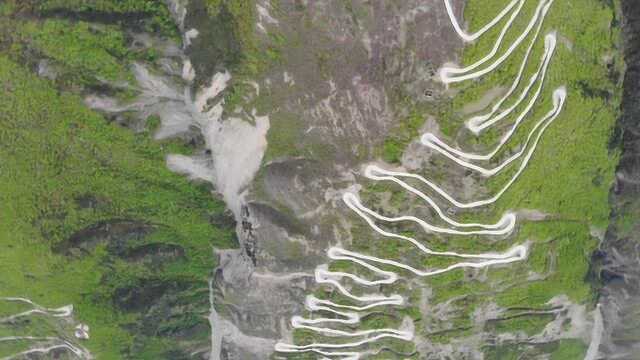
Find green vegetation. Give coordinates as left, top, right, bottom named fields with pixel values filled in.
left=457, top=0, right=617, bottom=289
left=550, top=339, right=588, bottom=359
left=36, top=0, right=179, bottom=38
left=15, top=19, right=132, bottom=86
left=262, top=111, right=304, bottom=161
left=438, top=0, right=618, bottom=351
left=0, top=1, right=239, bottom=357
left=482, top=338, right=587, bottom=360
left=380, top=104, right=430, bottom=164
left=200, top=0, right=259, bottom=75
left=0, top=0, right=292, bottom=357
left=490, top=313, right=555, bottom=336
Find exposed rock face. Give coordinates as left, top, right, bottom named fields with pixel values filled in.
left=208, top=1, right=465, bottom=358
left=595, top=1, right=640, bottom=358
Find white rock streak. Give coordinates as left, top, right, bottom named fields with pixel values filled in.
left=276, top=0, right=563, bottom=358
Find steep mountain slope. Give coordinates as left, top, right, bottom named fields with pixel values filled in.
left=0, top=0, right=628, bottom=359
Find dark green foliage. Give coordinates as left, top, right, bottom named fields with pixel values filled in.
left=36, top=0, right=179, bottom=38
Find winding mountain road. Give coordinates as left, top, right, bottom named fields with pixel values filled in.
left=276, top=0, right=564, bottom=358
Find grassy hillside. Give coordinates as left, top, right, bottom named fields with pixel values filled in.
left=427, top=0, right=620, bottom=356
left=0, top=1, right=237, bottom=358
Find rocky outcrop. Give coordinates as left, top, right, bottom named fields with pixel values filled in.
left=595, top=1, right=640, bottom=358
